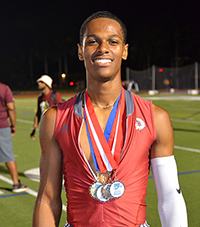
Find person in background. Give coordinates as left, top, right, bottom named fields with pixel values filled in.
left=33, top=11, right=187, bottom=227
left=0, top=82, right=28, bottom=193
left=127, top=80, right=139, bottom=92
left=30, top=75, right=63, bottom=140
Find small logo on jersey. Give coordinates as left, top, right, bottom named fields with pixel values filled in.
left=59, top=123, right=69, bottom=132
left=176, top=188, right=181, bottom=194
left=135, top=118, right=145, bottom=130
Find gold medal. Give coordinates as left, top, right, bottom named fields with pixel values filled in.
left=89, top=181, right=102, bottom=199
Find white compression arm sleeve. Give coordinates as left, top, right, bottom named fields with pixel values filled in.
left=151, top=155, right=188, bottom=227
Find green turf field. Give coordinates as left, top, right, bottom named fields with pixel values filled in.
left=0, top=93, right=199, bottom=226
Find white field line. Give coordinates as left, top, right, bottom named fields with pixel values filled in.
left=16, top=119, right=33, bottom=124
left=0, top=174, right=13, bottom=184
left=174, top=145, right=200, bottom=153
left=0, top=174, right=66, bottom=211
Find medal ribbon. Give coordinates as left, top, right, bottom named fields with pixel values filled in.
left=84, top=93, right=121, bottom=171
left=84, top=89, right=124, bottom=173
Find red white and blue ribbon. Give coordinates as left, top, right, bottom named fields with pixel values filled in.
left=84, top=88, right=125, bottom=174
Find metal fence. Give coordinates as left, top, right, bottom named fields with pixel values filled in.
left=126, top=62, right=199, bottom=91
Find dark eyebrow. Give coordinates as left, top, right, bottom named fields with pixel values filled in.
left=109, top=35, right=122, bottom=40
left=86, top=34, right=122, bottom=40
left=86, top=34, right=97, bottom=39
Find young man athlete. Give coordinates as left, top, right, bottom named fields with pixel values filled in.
left=33, top=11, right=188, bottom=227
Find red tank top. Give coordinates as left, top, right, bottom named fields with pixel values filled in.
left=55, top=89, right=156, bottom=227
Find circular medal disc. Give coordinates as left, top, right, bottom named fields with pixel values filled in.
left=109, top=181, right=125, bottom=198
left=96, top=185, right=109, bottom=202
left=102, top=184, right=114, bottom=200
left=89, top=182, right=102, bottom=199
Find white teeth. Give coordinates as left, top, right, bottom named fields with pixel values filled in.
left=94, top=59, right=112, bottom=63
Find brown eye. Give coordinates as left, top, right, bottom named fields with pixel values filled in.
left=88, top=39, right=98, bottom=45
left=109, top=40, right=119, bottom=45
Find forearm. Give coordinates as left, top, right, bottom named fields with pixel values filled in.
left=33, top=197, right=62, bottom=227
left=7, top=108, right=16, bottom=127
left=151, top=156, right=188, bottom=227
left=33, top=115, right=39, bottom=129
left=7, top=108, right=16, bottom=135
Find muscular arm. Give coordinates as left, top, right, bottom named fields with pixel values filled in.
left=33, top=106, right=63, bottom=227
left=6, top=102, right=16, bottom=136
left=151, top=104, right=187, bottom=227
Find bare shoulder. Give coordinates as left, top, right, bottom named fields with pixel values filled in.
left=42, top=106, right=57, bottom=121
left=39, top=106, right=58, bottom=145
left=151, top=103, right=174, bottom=159
left=152, top=103, right=173, bottom=134
left=40, top=106, right=57, bottom=128
left=152, top=103, right=171, bottom=122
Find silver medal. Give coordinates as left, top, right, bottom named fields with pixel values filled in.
left=96, top=185, right=109, bottom=202
left=109, top=181, right=125, bottom=198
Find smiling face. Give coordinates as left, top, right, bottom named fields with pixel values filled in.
left=78, top=18, right=128, bottom=83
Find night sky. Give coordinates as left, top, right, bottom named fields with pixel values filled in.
left=1, top=0, right=200, bottom=89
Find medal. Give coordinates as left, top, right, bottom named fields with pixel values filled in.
left=96, top=185, right=109, bottom=202
left=89, top=181, right=102, bottom=199
left=109, top=181, right=125, bottom=198
left=101, top=183, right=114, bottom=200
left=84, top=88, right=126, bottom=201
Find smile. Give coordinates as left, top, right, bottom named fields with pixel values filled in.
left=93, top=59, right=112, bottom=63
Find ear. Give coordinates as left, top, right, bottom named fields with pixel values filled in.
left=122, top=44, right=129, bottom=60
left=77, top=44, right=84, bottom=61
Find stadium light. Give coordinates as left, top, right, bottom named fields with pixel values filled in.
left=61, top=73, right=66, bottom=84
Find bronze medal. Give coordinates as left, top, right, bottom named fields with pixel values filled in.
left=101, top=183, right=114, bottom=200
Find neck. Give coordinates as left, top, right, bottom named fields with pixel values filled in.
left=87, top=79, right=122, bottom=108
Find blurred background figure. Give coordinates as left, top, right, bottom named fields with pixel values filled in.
left=0, top=82, right=28, bottom=193
left=122, top=80, right=139, bottom=93
left=127, top=80, right=139, bottom=93
left=30, top=75, right=63, bottom=140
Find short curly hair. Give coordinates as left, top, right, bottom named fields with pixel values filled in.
left=79, top=11, right=127, bottom=45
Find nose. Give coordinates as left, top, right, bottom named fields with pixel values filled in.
left=97, top=41, right=109, bottom=54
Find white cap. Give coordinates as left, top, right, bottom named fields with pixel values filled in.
left=36, top=75, right=53, bottom=88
